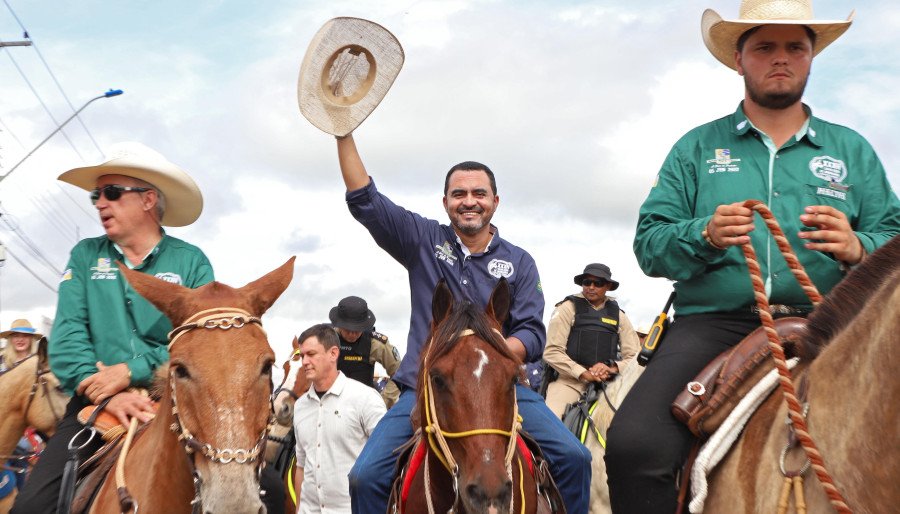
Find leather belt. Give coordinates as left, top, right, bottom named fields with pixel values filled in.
left=750, top=304, right=811, bottom=316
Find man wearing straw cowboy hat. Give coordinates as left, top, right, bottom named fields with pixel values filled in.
left=606, top=1, right=900, bottom=512
left=12, top=143, right=284, bottom=514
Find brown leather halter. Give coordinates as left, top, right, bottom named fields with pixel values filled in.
left=115, top=307, right=273, bottom=514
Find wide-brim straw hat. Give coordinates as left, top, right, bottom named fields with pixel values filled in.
left=0, top=319, right=42, bottom=339
left=58, top=142, right=203, bottom=227
left=702, top=0, right=854, bottom=70
left=298, top=17, right=404, bottom=137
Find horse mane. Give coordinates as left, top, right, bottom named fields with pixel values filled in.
left=803, top=235, right=900, bottom=358
left=422, top=298, right=517, bottom=370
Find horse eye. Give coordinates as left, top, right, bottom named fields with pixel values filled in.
left=173, top=364, right=191, bottom=379
left=261, top=360, right=274, bottom=377
left=430, top=373, right=447, bottom=390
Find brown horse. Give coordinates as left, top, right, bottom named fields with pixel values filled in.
left=397, top=279, right=557, bottom=514
left=88, top=258, right=295, bottom=514
left=703, top=235, right=900, bottom=513
left=0, top=338, right=69, bottom=514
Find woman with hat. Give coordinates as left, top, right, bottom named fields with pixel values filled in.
left=0, top=319, right=42, bottom=372
left=543, top=263, right=640, bottom=418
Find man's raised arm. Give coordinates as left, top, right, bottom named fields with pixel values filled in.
left=336, top=134, right=371, bottom=192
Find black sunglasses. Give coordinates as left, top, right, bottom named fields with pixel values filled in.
left=582, top=279, right=608, bottom=288
left=90, top=185, right=150, bottom=204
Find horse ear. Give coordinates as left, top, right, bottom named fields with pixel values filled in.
left=237, top=257, right=296, bottom=316
left=292, top=335, right=299, bottom=351
left=37, top=336, right=49, bottom=368
left=432, top=279, right=453, bottom=328
left=118, top=263, right=194, bottom=322
left=486, top=278, right=510, bottom=325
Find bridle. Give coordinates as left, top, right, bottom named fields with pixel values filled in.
left=420, top=327, right=525, bottom=514
left=0, top=353, right=59, bottom=467
left=116, top=307, right=274, bottom=514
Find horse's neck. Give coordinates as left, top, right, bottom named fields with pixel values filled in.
left=0, top=362, right=33, bottom=455
left=118, top=395, right=195, bottom=507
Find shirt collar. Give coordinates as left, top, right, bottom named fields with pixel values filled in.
left=307, top=371, right=348, bottom=400
left=455, top=225, right=497, bottom=257
left=732, top=102, right=822, bottom=148
left=112, top=229, right=167, bottom=269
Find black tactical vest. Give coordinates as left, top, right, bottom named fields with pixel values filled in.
left=338, top=332, right=376, bottom=388
left=561, top=296, right=620, bottom=368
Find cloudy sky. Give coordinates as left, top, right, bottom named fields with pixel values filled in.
left=1, top=0, right=897, bottom=378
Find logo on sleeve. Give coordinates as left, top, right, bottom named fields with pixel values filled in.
left=487, top=259, right=514, bottom=279
left=60, top=268, right=73, bottom=283
left=809, top=156, right=847, bottom=183
left=154, top=272, right=183, bottom=285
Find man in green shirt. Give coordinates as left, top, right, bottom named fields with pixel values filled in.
left=606, top=2, right=900, bottom=513
left=12, top=143, right=222, bottom=513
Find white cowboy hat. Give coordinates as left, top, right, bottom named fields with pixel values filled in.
left=297, top=17, right=404, bottom=137
left=58, top=142, right=203, bottom=227
left=702, top=0, right=854, bottom=70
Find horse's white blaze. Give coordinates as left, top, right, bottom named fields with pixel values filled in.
left=482, top=448, right=493, bottom=464
left=473, top=348, right=490, bottom=380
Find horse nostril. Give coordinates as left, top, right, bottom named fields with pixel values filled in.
left=466, top=483, right=488, bottom=504
left=258, top=506, right=266, bottom=514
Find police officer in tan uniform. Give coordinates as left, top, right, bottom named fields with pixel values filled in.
left=543, top=264, right=640, bottom=418
left=329, top=296, right=401, bottom=408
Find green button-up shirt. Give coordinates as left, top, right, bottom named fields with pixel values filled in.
left=634, top=103, right=900, bottom=316
left=49, top=232, right=214, bottom=394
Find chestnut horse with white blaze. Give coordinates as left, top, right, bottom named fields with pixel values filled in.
left=704, top=235, right=900, bottom=513
left=88, top=257, right=295, bottom=514
left=394, top=279, right=563, bottom=514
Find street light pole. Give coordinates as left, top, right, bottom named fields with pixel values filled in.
left=0, top=40, right=32, bottom=47
left=0, top=89, right=124, bottom=184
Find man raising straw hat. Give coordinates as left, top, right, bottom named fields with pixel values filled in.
left=606, top=1, right=900, bottom=513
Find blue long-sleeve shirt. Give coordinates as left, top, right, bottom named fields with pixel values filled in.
left=346, top=179, right=546, bottom=389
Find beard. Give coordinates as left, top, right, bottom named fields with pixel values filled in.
left=745, top=72, right=808, bottom=110
left=451, top=208, right=491, bottom=236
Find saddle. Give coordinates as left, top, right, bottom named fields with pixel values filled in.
left=671, top=317, right=807, bottom=438
left=63, top=402, right=158, bottom=514
left=387, top=429, right=566, bottom=513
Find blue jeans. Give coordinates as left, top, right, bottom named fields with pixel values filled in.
left=349, top=384, right=591, bottom=514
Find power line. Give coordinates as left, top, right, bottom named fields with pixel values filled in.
left=3, top=245, right=57, bottom=293
left=1, top=46, right=85, bottom=162
left=2, top=0, right=104, bottom=157
left=0, top=208, right=63, bottom=276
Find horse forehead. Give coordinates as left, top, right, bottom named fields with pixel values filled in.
left=170, top=323, right=274, bottom=360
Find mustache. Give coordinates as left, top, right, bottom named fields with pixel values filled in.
left=457, top=206, right=484, bottom=214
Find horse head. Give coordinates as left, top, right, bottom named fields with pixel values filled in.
left=119, top=257, right=294, bottom=514
left=272, top=335, right=305, bottom=427
left=418, top=278, right=522, bottom=514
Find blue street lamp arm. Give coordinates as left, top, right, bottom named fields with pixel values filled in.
left=0, top=89, right=124, bottom=183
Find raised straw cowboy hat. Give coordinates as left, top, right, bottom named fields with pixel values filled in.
left=58, top=142, right=203, bottom=227
left=298, top=17, right=404, bottom=137
left=0, top=319, right=42, bottom=339
left=702, top=0, right=854, bottom=70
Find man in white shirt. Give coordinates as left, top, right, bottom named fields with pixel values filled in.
left=293, top=324, right=386, bottom=513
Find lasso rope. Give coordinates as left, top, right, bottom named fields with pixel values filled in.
left=740, top=199, right=851, bottom=513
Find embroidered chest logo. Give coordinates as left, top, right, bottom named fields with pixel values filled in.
left=90, top=258, right=118, bottom=280
left=706, top=148, right=742, bottom=174
left=809, top=155, right=847, bottom=183
left=154, top=272, right=183, bottom=285
left=434, top=241, right=458, bottom=266
left=487, top=259, right=514, bottom=279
